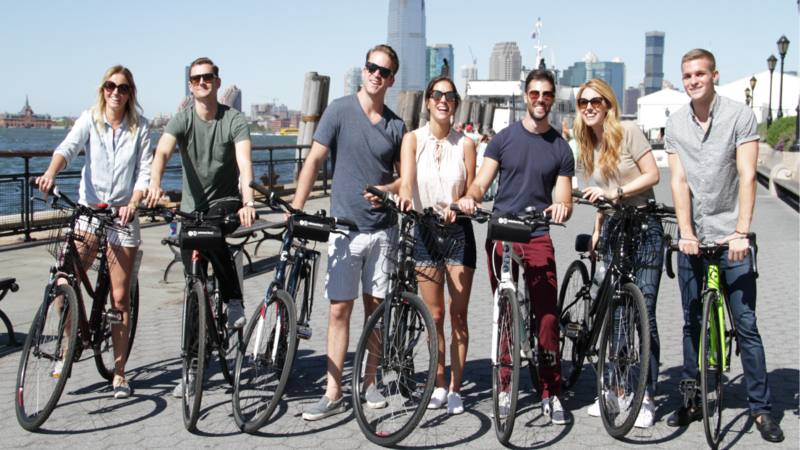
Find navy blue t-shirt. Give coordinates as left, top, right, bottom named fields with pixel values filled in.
left=484, top=121, right=575, bottom=237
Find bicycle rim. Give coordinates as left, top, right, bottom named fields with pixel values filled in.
left=557, top=260, right=590, bottom=390
left=95, top=278, right=139, bottom=381
left=232, top=290, right=297, bottom=433
left=492, top=289, right=520, bottom=444
left=352, top=293, right=437, bottom=446
left=596, top=282, right=650, bottom=438
left=15, top=283, right=79, bottom=431
left=217, top=289, right=242, bottom=387
left=182, top=281, right=207, bottom=431
left=701, top=290, right=724, bottom=449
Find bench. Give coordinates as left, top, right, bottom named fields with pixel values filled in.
left=0, top=277, right=21, bottom=347
left=159, top=219, right=286, bottom=283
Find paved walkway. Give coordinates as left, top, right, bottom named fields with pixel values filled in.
left=0, top=169, right=797, bottom=449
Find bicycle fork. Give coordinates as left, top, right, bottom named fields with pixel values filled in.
left=701, top=264, right=727, bottom=372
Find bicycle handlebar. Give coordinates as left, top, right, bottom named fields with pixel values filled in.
left=248, top=181, right=355, bottom=230
left=570, top=189, right=676, bottom=214
left=662, top=232, right=758, bottom=280
left=29, top=176, right=121, bottom=219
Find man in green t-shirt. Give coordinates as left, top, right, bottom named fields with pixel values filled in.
left=145, top=58, right=256, bottom=364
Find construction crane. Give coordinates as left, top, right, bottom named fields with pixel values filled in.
left=469, top=46, right=477, bottom=65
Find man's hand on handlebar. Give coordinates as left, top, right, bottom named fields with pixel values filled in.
left=239, top=205, right=256, bottom=228
left=678, top=234, right=700, bottom=256
left=717, top=232, right=749, bottom=262
left=143, top=183, right=163, bottom=208
left=456, top=197, right=479, bottom=216
left=544, top=202, right=569, bottom=224
left=364, top=185, right=389, bottom=208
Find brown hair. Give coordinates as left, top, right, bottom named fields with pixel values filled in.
left=91, top=65, right=142, bottom=133
left=573, top=78, right=623, bottom=182
left=366, top=45, right=400, bottom=76
left=424, top=75, right=460, bottom=115
left=681, top=49, right=716, bottom=72
left=190, top=57, right=219, bottom=77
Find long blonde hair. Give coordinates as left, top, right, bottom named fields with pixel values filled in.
left=91, top=65, right=142, bottom=134
left=573, top=79, right=623, bottom=182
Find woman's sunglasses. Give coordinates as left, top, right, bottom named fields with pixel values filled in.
left=365, top=62, right=393, bottom=79
left=578, top=97, right=604, bottom=109
left=103, top=81, right=131, bottom=95
left=430, top=90, right=457, bottom=102
left=189, top=73, right=217, bottom=85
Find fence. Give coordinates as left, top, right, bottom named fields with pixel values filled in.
left=0, top=144, right=327, bottom=241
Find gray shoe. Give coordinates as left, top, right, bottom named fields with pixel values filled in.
left=366, top=385, right=387, bottom=409
left=226, top=299, right=246, bottom=329
left=172, top=375, right=196, bottom=399
left=543, top=395, right=570, bottom=425
left=302, top=396, right=346, bottom=421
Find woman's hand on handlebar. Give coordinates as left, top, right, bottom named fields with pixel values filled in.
left=441, top=206, right=457, bottom=224
left=396, top=194, right=412, bottom=212
left=37, top=172, right=57, bottom=196
left=118, top=203, right=138, bottom=227
left=581, top=186, right=615, bottom=203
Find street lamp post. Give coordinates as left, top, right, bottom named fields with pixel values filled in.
left=745, top=88, right=751, bottom=106
left=750, top=76, right=757, bottom=111
left=776, top=35, right=789, bottom=119
left=767, top=54, right=777, bottom=128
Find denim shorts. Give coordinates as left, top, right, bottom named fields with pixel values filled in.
left=413, top=218, right=476, bottom=269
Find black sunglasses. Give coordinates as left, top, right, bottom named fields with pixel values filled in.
left=103, top=81, right=131, bottom=95
left=365, top=62, right=393, bottom=79
left=578, top=97, right=604, bottom=109
left=189, top=73, right=217, bottom=85
left=528, top=90, right=556, bottom=102
left=430, top=90, right=457, bottom=102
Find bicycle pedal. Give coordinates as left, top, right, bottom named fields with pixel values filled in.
left=565, top=323, right=583, bottom=338
left=104, top=309, right=124, bottom=324
left=297, top=325, right=313, bottom=340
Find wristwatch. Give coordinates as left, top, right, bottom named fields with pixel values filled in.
left=617, top=187, right=625, bottom=199
left=244, top=201, right=255, bottom=207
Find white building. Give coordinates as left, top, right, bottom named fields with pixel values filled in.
left=636, top=88, right=690, bottom=137
left=715, top=71, right=799, bottom=123
left=460, top=64, right=478, bottom=96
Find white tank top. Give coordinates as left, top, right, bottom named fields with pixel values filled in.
left=411, top=124, right=468, bottom=213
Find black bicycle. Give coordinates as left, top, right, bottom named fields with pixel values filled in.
left=232, top=181, right=355, bottom=433
left=16, top=180, right=140, bottom=431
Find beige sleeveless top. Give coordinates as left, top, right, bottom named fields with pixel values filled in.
left=411, top=124, right=468, bottom=213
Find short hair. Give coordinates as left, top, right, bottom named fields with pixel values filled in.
left=424, top=75, right=460, bottom=113
left=524, top=69, right=556, bottom=93
left=190, top=57, right=219, bottom=77
left=681, top=49, right=716, bottom=72
left=366, top=45, right=400, bottom=76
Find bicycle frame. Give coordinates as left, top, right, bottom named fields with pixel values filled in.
left=181, top=248, right=228, bottom=360
left=490, top=241, right=521, bottom=365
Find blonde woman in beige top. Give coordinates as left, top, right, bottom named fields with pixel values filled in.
left=574, top=78, right=662, bottom=429
left=397, top=75, right=476, bottom=415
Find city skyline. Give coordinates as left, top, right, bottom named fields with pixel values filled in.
left=386, top=0, right=427, bottom=110
left=489, top=42, right=522, bottom=81
left=1, top=0, right=797, bottom=116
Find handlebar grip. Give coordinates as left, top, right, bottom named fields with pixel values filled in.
left=28, top=176, right=38, bottom=186
left=662, top=234, right=675, bottom=279
left=335, top=218, right=357, bottom=228
left=364, top=185, right=389, bottom=202
left=662, top=204, right=676, bottom=214
left=747, top=232, right=758, bottom=279
left=450, top=203, right=461, bottom=212
left=249, top=180, right=272, bottom=199
left=571, top=189, right=584, bottom=198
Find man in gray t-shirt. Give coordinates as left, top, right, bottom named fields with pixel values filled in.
left=293, top=45, right=406, bottom=421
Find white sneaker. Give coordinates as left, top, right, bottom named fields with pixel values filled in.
left=543, top=396, right=570, bottom=425
left=226, top=299, right=246, bottom=329
left=447, top=391, right=464, bottom=415
left=634, top=397, right=655, bottom=428
left=51, top=360, right=64, bottom=378
left=490, top=391, right=511, bottom=419
left=589, top=390, right=625, bottom=416
left=427, top=387, right=447, bottom=409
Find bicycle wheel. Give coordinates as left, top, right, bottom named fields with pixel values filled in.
left=596, top=282, right=650, bottom=438
left=290, top=263, right=310, bottom=357
left=701, top=289, right=724, bottom=449
left=492, top=288, right=520, bottom=444
left=182, top=280, right=208, bottom=431
left=217, top=285, right=243, bottom=387
left=95, top=278, right=140, bottom=381
left=15, top=283, right=79, bottom=431
left=557, top=260, right=590, bottom=390
left=352, top=292, right=437, bottom=446
left=232, top=290, right=297, bottom=433
left=518, top=287, right=540, bottom=396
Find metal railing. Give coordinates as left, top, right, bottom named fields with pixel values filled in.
left=0, top=144, right=329, bottom=241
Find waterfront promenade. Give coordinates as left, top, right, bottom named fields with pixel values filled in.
left=0, top=168, right=796, bottom=449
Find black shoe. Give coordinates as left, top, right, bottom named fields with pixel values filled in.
left=755, top=413, right=784, bottom=443
left=667, top=405, right=703, bottom=427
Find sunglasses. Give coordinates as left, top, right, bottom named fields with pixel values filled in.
left=430, top=90, right=457, bottom=102
left=578, top=97, right=604, bottom=109
left=365, top=62, right=393, bottom=79
left=189, top=73, right=217, bottom=85
left=528, top=90, right=555, bottom=103
left=103, top=81, right=131, bottom=95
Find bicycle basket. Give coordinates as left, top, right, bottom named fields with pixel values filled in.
left=46, top=212, right=127, bottom=271
left=602, top=211, right=664, bottom=274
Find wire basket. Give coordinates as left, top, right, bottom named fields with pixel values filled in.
left=601, top=210, right=665, bottom=275
left=46, top=212, right=128, bottom=272
left=659, top=217, right=678, bottom=240
left=382, top=214, right=466, bottom=286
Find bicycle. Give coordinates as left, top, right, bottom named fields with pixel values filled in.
left=450, top=202, right=560, bottom=444
left=136, top=203, right=247, bottom=431
left=15, top=179, right=141, bottom=432
left=231, top=181, right=355, bottom=433
left=557, top=190, right=674, bottom=438
left=349, top=186, right=460, bottom=446
left=662, top=233, right=758, bottom=449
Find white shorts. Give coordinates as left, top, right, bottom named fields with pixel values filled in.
left=325, top=228, right=394, bottom=301
left=76, top=213, right=141, bottom=248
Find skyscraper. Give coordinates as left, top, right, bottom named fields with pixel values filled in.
left=386, top=0, right=426, bottom=110
left=220, top=85, right=242, bottom=112
left=624, top=87, right=640, bottom=115
left=560, top=52, right=626, bottom=103
left=185, top=66, right=191, bottom=97
left=644, top=31, right=665, bottom=95
left=426, top=44, right=454, bottom=85
left=489, top=42, right=521, bottom=81
left=345, top=67, right=362, bottom=96
left=460, top=64, right=478, bottom=95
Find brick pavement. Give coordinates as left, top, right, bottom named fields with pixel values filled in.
left=0, top=169, right=797, bottom=449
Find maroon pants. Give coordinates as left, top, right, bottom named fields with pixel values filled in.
left=486, top=235, right=561, bottom=398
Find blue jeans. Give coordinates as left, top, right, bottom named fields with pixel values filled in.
left=678, top=250, right=771, bottom=414
left=603, top=217, right=663, bottom=397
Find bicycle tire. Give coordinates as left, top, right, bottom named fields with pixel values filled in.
left=15, top=283, right=79, bottom=431
left=217, top=284, right=243, bottom=387
left=557, top=260, right=590, bottom=390
left=492, top=288, right=520, bottom=444
left=518, top=284, right=540, bottom=397
left=232, top=290, right=297, bottom=433
left=701, top=289, right=724, bottom=449
left=352, top=292, right=437, bottom=446
left=182, top=280, right=208, bottom=431
left=290, top=263, right=310, bottom=360
left=596, top=282, right=650, bottom=438
left=95, top=278, right=140, bottom=381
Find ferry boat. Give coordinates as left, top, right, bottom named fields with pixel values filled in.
left=279, top=127, right=299, bottom=135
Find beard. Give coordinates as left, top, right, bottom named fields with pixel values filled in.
left=528, top=102, right=550, bottom=122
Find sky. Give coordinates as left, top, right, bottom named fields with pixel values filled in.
left=1, top=0, right=798, bottom=118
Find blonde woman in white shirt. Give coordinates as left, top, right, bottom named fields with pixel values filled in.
left=37, top=65, right=153, bottom=399
left=397, top=75, right=476, bottom=415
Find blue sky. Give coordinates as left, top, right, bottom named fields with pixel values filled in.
left=1, top=0, right=797, bottom=117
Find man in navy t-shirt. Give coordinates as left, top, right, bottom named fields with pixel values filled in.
left=457, top=69, right=575, bottom=425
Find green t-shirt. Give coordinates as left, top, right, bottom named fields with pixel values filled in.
left=164, top=104, right=250, bottom=213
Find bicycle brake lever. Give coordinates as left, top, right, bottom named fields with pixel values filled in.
left=330, top=229, right=351, bottom=241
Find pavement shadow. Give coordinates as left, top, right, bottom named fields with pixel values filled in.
left=0, top=331, right=25, bottom=359
left=35, top=392, right=168, bottom=434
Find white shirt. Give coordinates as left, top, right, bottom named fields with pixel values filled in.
left=54, top=110, right=152, bottom=206
left=411, top=124, right=468, bottom=212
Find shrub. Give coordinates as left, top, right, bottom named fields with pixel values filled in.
left=766, top=116, right=796, bottom=149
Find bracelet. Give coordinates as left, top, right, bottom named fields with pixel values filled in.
left=560, top=201, right=566, bottom=209
left=735, top=230, right=748, bottom=235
